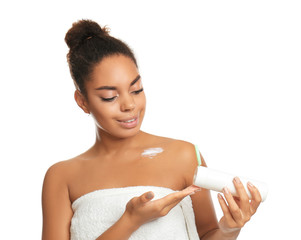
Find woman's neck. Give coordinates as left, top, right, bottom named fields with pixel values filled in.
left=92, top=129, right=148, bottom=156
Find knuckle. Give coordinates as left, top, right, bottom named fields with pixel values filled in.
left=237, top=222, right=245, bottom=228
left=252, top=196, right=261, bottom=204
left=173, top=194, right=182, bottom=201
left=232, top=207, right=240, bottom=215
left=256, top=191, right=263, bottom=201
left=240, top=195, right=249, bottom=202
left=256, top=195, right=262, bottom=203
left=227, top=222, right=236, bottom=229
left=243, top=213, right=251, bottom=222
left=159, top=209, right=168, bottom=217
left=251, top=208, right=257, bottom=215
left=154, top=205, right=163, bottom=213
left=234, top=218, right=245, bottom=228
left=127, top=198, right=135, bottom=206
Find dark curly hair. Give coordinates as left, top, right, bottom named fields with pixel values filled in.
left=65, top=19, right=138, bottom=97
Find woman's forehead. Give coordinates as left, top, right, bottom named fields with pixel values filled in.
left=88, top=55, right=140, bottom=89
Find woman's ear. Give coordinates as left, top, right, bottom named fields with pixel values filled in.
left=74, top=90, right=90, bottom=114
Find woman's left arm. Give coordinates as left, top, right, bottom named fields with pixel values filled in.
left=180, top=142, right=262, bottom=240
left=199, top=177, right=262, bottom=240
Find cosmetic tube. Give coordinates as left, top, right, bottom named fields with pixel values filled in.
left=193, top=166, right=268, bottom=202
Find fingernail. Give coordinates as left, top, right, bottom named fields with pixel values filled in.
left=234, top=177, right=241, bottom=184
left=188, top=188, right=201, bottom=196
left=187, top=186, right=200, bottom=192
left=223, top=187, right=230, bottom=195
left=247, top=182, right=254, bottom=188
left=146, top=192, right=154, bottom=199
left=218, top=193, right=223, bottom=199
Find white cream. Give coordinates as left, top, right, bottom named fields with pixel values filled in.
left=141, top=148, right=163, bottom=158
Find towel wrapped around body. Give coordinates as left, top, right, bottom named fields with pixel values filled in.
left=71, top=186, right=199, bottom=240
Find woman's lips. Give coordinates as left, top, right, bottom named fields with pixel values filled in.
left=117, top=116, right=139, bottom=128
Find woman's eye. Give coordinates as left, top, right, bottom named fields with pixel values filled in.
left=132, top=88, right=144, bottom=95
left=100, top=89, right=143, bottom=102
left=101, top=96, right=117, bottom=102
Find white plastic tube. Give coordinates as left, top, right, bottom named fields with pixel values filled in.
left=193, top=166, right=268, bottom=202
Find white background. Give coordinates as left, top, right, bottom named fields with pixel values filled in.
left=1, top=0, right=300, bottom=239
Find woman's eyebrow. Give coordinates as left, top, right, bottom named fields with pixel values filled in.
left=94, top=75, right=141, bottom=90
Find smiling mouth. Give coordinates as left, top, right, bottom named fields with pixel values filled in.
left=117, top=116, right=139, bottom=129
left=117, top=117, right=138, bottom=123
left=117, top=112, right=140, bottom=123
left=117, top=117, right=137, bottom=123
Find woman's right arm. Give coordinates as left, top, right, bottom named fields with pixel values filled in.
left=42, top=163, right=73, bottom=240
left=96, top=186, right=200, bottom=240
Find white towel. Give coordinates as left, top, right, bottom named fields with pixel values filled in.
left=70, top=186, right=199, bottom=240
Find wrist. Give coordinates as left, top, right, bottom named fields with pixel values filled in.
left=218, top=227, right=240, bottom=239
left=120, top=211, right=141, bottom=233
left=217, top=219, right=241, bottom=239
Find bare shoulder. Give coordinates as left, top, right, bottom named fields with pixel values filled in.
left=43, top=158, right=81, bottom=184
left=146, top=133, right=205, bottom=186
left=168, top=140, right=197, bottom=167
left=146, top=133, right=201, bottom=164
left=168, top=139, right=206, bottom=187
left=170, top=139, right=206, bottom=165
left=172, top=140, right=197, bottom=158
left=42, top=157, right=85, bottom=202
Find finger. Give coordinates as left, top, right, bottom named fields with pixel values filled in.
left=183, top=185, right=201, bottom=195
left=163, top=185, right=199, bottom=202
left=162, top=190, right=194, bottom=212
left=247, top=182, right=261, bottom=214
left=217, top=193, right=237, bottom=227
left=160, top=192, right=193, bottom=215
left=155, top=186, right=200, bottom=211
left=223, top=187, right=243, bottom=223
left=233, top=177, right=250, bottom=213
left=232, top=196, right=242, bottom=210
left=139, top=191, right=154, bottom=204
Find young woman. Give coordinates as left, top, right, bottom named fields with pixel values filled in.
left=42, top=19, right=262, bottom=240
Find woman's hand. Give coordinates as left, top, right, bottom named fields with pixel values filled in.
left=124, top=185, right=200, bottom=228
left=217, top=177, right=262, bottom=235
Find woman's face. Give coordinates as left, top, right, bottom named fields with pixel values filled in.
left=82, top=54, right=146, bottom=139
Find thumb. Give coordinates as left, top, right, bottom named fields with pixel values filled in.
left=140, top=191, right=154, bottom=203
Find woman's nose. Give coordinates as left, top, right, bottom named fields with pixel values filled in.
left=120, top=94, right=136, bottom=112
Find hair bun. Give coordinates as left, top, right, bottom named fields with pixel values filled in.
left=65, top=19, right=110, bottom=49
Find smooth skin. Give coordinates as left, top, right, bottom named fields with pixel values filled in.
left=42, top=55, right=262, bottom=240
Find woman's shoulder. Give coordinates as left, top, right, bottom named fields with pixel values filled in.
left=165, top=138, right=201, bottom=187
left=148, top=133, right=197, bottom=155
left=146, top=133, right=200, bottom=167
left=43, top=156, right=85, bottom=186
left=170, top=139, right=200, bottom=169
left=143, top=133, right=199, bottom=187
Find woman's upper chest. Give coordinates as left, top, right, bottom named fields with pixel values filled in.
left=68, top=144, right=187, bottom=203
